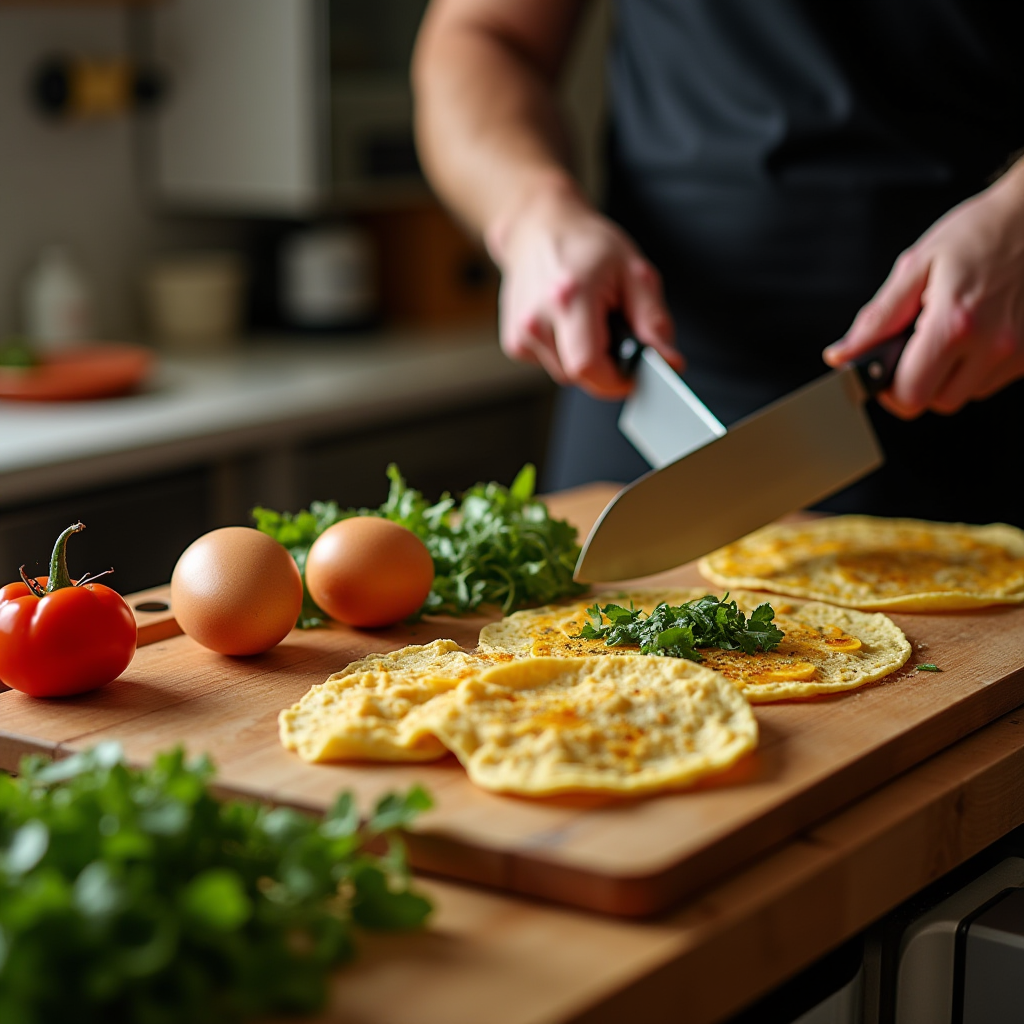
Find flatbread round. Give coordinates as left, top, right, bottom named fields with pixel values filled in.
left=278, top=639, right=513, bottom=763
left=698, top=516, right=1024, bottom=611
left=410, top=656, right=757, bottom=795
left=479, top=588, right=911, bottom=702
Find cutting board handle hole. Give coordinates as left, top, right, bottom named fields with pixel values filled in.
left=135, top=600, right=169, bottom=613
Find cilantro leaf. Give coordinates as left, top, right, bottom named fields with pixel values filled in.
left=574, top=594, right=785, bottom=660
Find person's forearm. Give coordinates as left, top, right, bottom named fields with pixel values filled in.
left=412, top=0, right=678, bottom=399
left=411, top=0, right=587, bottom=263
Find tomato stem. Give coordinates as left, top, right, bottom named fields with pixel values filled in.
left=19, top=566, right=46, bottom=598
left=76, top=568, right=114, bottom=587
left=46, top=522, right=86, bottom=593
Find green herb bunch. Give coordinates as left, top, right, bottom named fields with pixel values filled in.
left=0, top=339, right=36, bottom=369
left=0, top=744, right=432, bottom=1024
left=252, top=463, right=587, bottom=625
left=575, top=594, right=785, bottom=661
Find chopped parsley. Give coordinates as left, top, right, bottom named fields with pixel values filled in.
left=574, top=593, right=785, bottom=661
left=916, top=663, right=942, bottom=672
left=0, top=744, right=432, bottom=1023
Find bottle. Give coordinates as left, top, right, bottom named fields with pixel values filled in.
left=22, top=245, right=94, bottom=350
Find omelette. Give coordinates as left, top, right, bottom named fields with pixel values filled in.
left=278, top=639, right=513, bottom=763
left=698, top=516, right=1024, bottom=611
left=478, top=588, right=911, bottom=702
left=408, top=656, right=758, bottom=796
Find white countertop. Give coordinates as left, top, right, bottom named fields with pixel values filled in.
left=0, top=327, right=548, bottom=507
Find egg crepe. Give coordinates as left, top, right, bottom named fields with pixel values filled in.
left=478, top=588, right=911, bottom=702
left=699, top=516, right=1024, bottom=611
left=278, top=639, right=513, bottom=763
left=408, top=656, right=758, bottom=795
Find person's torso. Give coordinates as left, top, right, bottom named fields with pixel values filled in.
left=610, top=0, right=1024, bottom=192
left=606, top=0, right=1024, bottom=398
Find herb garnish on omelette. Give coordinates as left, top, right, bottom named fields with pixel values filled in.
left=479, top=589, right=912, bottom=702
left=575, top=594, right=784, bottom=661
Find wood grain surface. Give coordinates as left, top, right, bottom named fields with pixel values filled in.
left=2, top=483, right=1023, bottom=917
left=300, top=706, right=1024, bottom=1024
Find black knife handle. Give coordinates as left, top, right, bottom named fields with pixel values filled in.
left=608, top=311, right=644, bottom=378
left=613, top=309, right=909, bottom=396
left=852, top=326, right=912, bottom=398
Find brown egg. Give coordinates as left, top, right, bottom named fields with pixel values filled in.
left=305, top=517, right=434, bottom=628
left=170, top=527, right=303, bottom=655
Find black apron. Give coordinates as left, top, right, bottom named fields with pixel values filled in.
left=545, top=0, right=1024, bottom=527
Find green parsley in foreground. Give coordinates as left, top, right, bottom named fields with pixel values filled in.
left=253, top=463, right=587, bottom=625
left=0, top=744, right=432, bottom=1024
left=574, top=594, right=785, bottom=661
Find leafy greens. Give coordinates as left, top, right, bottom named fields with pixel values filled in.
left=0, top=744, right=432, bottom=1024
left=574, top=593, right=785, bottom=661
left=0, top=340, right=35, bottom=369
left=252, top=463, right=587, bottom=625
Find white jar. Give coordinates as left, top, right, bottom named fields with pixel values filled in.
left=280, top=225, right=377, bottom=329
left=22, top=245, right=94, bottom=350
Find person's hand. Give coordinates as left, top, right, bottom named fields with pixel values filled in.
left=823, top=164, right=1024, bottom=419
left=487, top=179, right=681, bottom=399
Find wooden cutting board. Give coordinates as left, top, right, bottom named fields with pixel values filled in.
left=2, top=483, right=1023, bottom=917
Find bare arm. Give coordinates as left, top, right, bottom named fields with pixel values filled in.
left=412, top=0, right=581, bottom=246
left=412, top=0, right=679, bottom=398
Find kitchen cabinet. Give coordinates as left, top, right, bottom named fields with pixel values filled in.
left=145, top=0, right=608, bottom=214
left=0, top=393, right=550, bottom=595
left=0, top=466, right=208, bottom=597
left=149, top=0, right=328, bottom=213
left=148, top=0, right=422, bottom=214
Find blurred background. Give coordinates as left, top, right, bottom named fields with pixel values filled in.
left=0, top=0, right=607, bottom=593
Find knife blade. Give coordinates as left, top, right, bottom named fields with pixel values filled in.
left=611, top=314, right=726, bottom=468
left=574, top=330, right=907, bottom=582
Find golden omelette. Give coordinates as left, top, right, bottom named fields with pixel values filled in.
left=699, top=516, right=1024, bottom=611
left=478, top=588, right=911, bottom=702
left=278, top=639, right=513, bottom=763
left=407, top=656, right=758, bottom=796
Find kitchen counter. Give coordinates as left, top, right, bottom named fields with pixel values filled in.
left=4, top=575, right=1024, bottom=1023
left=307, top=704, right=1024, bottom=1024
left=4, top=484, right=1024, bottom=1021
left=0, top=325, right=547, bottom=509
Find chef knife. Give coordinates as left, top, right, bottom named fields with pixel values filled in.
left=611, top=313, right=727, bottom=468
left=574, top=324, right=908, bottom=582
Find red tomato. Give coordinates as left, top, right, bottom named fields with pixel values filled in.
left=0, top=524, right=137, bottom=697
left=305, top=517, right=434, bottom=628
